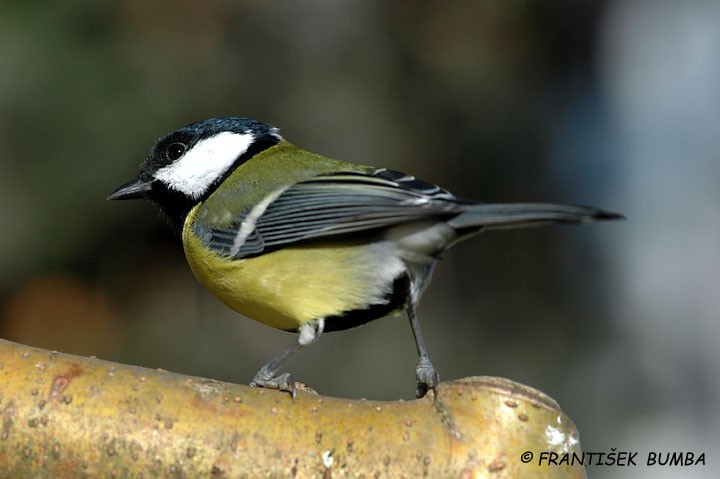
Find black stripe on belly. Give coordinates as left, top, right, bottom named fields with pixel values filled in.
left=323, top=274, right=410, bottom=332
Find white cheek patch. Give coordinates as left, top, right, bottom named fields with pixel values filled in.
left=154, top=131, right=255, bottom=198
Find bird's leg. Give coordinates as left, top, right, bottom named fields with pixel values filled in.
left=407, top=303, right=439, bottom=398
left=250, top=341, right=301, bottom=398
left=250, top=319, right=325, bottom=399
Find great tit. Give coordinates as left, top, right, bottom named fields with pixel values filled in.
left=108, top=117, right=622, bottom=398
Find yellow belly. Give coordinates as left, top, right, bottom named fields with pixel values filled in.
left=182, top=227, right=404, bottom=331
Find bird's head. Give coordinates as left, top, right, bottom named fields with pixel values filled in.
left=107, top=117, right=282, bottom=225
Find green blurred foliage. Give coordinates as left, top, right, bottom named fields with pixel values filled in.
left=0, top=0, right=616, bottom=400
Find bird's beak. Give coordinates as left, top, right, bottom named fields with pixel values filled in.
left=107, top=178, right=154, bottom=200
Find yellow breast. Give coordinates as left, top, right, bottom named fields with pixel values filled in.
left=182, top=222, right=405, bottom=331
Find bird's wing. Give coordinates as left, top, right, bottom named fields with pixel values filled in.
left=195, top=169, right=468, bottom=258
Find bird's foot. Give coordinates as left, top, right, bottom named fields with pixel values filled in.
left=415, top=356, right=440, bottom=398
left=251, top=370, right=297, bottom=399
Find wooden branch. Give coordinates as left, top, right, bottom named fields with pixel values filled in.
left=0, top=339, right=585, bottom=478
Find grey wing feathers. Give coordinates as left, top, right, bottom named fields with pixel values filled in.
left=198, top=169, right=468, bottom=258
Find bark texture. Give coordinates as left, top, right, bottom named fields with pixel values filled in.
left=0, top=339, right=585, bottom=478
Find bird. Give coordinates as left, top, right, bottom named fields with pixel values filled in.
left=108, top=117, right=622, bottom=398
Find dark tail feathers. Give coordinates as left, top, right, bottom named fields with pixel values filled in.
left=448, top=203, right=624, bottom=230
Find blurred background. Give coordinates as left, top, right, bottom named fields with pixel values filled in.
left=1, top=1, right=718, bottom=477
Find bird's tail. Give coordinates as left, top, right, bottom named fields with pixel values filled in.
left=448, top=203, right=624, bottom=231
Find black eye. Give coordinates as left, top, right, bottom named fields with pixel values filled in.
left=165, top=142, right=187, bottom=161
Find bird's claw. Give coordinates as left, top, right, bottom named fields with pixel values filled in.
left=415, top=356, right=440, bottom=398
left=251, top=371, right=297, bottom=399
